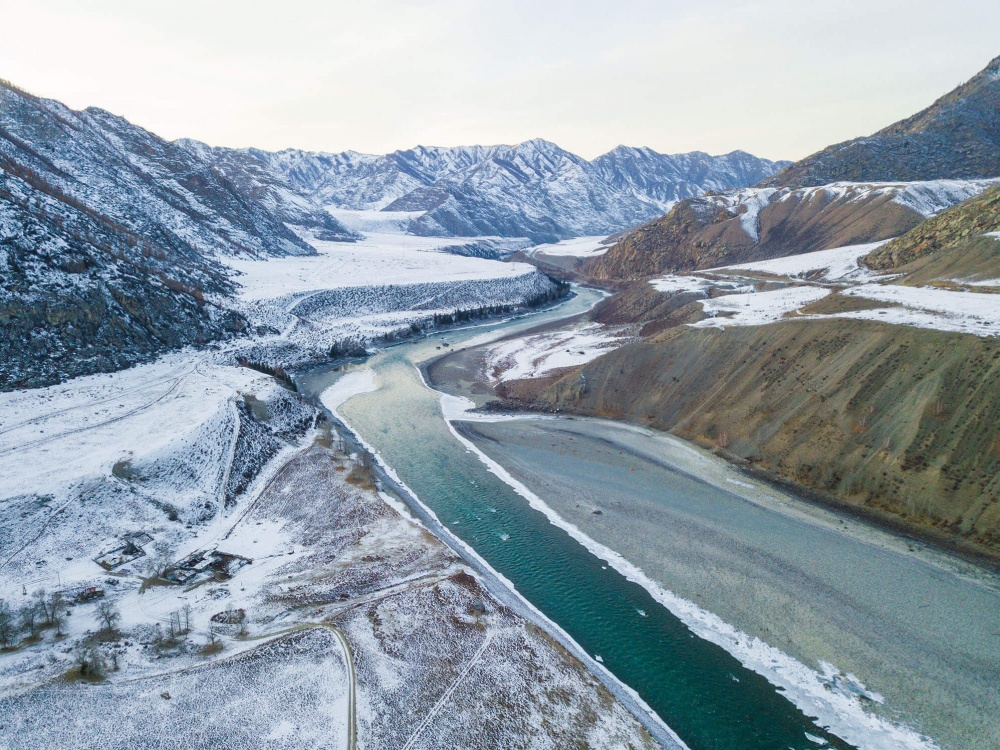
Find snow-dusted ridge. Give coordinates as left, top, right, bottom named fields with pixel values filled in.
left=701, top=179, right=1000, bottom=241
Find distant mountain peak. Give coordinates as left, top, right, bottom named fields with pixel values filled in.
left=258, top=141, right=789, bottom=243
left=514, top=137, right=561, bottom=150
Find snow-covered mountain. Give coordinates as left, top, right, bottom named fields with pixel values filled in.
left=0, top=86, right=357, bottom=260
left=0, top=76, right=783, bottom=387
left=591, top=147, right=788, bottom=207
left=255, top=140, right=790, bottom=243
left=0, top=80, right=359, bottom=389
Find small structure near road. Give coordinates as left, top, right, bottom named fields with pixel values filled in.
left=94, top=532, right=153, bottom=570
left=76, top=586, right=105, bottom=603
left=164, top=548, right=252, bottom=585
left=210, top=607, right=246, bottom=625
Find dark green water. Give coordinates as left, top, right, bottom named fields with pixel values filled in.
left=316, top=295, right=856, bottom=750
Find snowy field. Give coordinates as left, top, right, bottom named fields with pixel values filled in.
left=643, top=238, right=1000, bottom=338
left=692, top=286, right=831, bottom=328
left=525, top=235, right=613, bottom=258
left=649, top=275, right=754, bottom=295
left=326, top=207, right=425, bottom=234
left=0, top=352, right=262, bottom=502
left=0, top=346, right=316, bottom=615
left=715, top=241, right=891, bottom=282
left=218, top=223, right=559, bottom=370
left=837, top=284, right=1000, bottom=336
left=0, top=628, right=350, bottom=750
left=224, top=231, right=539, bottom=302
left=483, top=323, right=636, bottom=382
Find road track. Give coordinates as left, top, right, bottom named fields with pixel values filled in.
left=0, top=369, right=194, bottom=459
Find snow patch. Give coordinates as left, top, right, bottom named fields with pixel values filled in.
left=692, top=286, right=831, bottom=328
left=716, top=241, right=891, bottom=282
left=526, top=236, right=613, bottom=258
left=483, top=324, right=633, bottom=381
left=649, top=276, right=712, bottom=295
left=320, top=370, right=380, bottom=413
left=836, top=284, right=1000, bottom=336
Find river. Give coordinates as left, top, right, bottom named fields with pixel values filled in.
left=296, top=289, right=999, bottom=750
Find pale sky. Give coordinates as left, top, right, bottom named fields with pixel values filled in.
left=3, top=1, right=999, bottom=161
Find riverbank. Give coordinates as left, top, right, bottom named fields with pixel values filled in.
left=452, top=417, right=999, bottom=750
left=304, top=374, right=683, bottom=750
left=292, top=293, right=686, bottom=750
left=310, top=294, right=953, bottom=749
left=423, top=326, right=1000, bottom=750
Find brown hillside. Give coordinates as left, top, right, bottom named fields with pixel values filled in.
left=588, top=186, right=922, bottom=281
left=862, top=183, right=1000, bottom=273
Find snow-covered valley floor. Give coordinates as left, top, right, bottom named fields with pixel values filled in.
left=525, top=235, right=615, bottom=259
left=224, top=229, right=538, bottom=301
left=220, top=226, right=558, bottom=369
left=0, top=221, right=658, bottom=748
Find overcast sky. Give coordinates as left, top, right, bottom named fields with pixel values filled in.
left=3, top=1, right=998, bottom=161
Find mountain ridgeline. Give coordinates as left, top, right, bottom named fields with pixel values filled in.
left=591, top=54, right=1000, bottom=282
left=861, top=182, right=1000, bottom=278
left=254, top=141, right=790, bottom=244
left=762, top=55, right=1000, bottom=188
left=587, top=180, right=998, bottom=280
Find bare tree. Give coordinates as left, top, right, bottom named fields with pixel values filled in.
left=95, top=601, right=121, bottom=634
left=144, top=543, right=174, bottom=580
left=20, top=603, right=38, bottom=640
left=73, top=642, right=104, bottom=679
left=34, top=589, right=49, bottom=625
left=181, top=603, right=192, bottom=634
left=48, top=592, right=65, bottom=636
left=0, top=599, right=15, bottom=648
